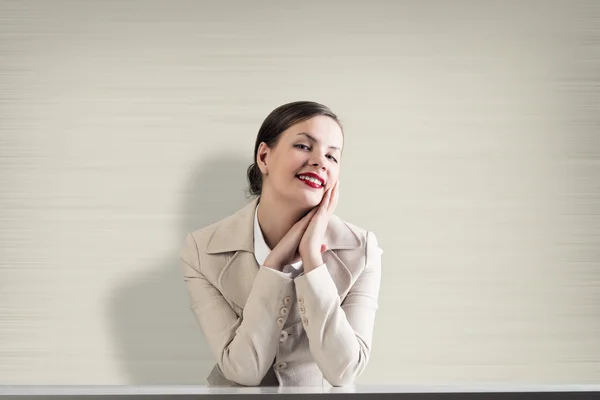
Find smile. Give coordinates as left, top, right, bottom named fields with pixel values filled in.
left=297, top=174, right=324, bottom=189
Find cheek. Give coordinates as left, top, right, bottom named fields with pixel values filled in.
left=275, top=156, right=301, bottom=181
left=284, top=152, right=305, bottom=170
left=329, top=166, right=340, bottom=181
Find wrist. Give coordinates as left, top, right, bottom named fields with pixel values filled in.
left=263, top=255, right=283, bottom=271
left=302, top=254, right=324, bottom=271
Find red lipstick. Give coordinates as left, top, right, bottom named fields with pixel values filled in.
left=296, top=172, right=325, bottom=189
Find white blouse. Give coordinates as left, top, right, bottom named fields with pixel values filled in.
left=253, top=204, right=308, bottom=279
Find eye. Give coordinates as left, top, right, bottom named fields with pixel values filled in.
left=327, top=155, right=338, bottom=163
left=294, top=144, right=310, bottom=151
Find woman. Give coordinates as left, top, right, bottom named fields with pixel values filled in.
left=180, top=101, right=383, bottom=387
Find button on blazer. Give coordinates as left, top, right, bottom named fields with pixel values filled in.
left=180, top=196, right=383, bottom=387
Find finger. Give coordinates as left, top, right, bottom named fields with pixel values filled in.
left=320, top=187, right=332, bottom=212
left=323, top=183, right=336, bottom=213
left=328, top=181, right=338, bottom=208
left=294, top=207, right=318, bottom=230
left=329, top=181, right=339, bottom=214
left=317, top=201, right=329, bottom=218
left=298, top=207, right=317, bottom=221
left=303, top=207, right=318, bottom=221
left=320, top=244, right=327, bottom=253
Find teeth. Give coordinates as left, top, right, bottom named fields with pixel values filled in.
left=298, top=175, right=323, bottom=186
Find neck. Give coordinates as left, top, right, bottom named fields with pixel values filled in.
left=256, top=190, right=308, bottom=250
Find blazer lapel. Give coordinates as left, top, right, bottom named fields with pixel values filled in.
left=218, top=251, right=261, bottom=309
left=205, top=197, right=260, bottom=309
left=322, top=214, right=364, bottom=297
left=205, top=197, right=258, bottom=255
left=323, top=214, right=363, bottom=251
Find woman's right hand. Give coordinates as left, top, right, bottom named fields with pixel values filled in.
left=263, top=207, right=327, bottom=271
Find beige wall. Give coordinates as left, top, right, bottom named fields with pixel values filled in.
left=1, top=0, right=599, bottom=385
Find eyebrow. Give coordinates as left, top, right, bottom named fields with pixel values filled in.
left=296, top=132, right=341, bottom=151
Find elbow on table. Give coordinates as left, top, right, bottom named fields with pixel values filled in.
left=323, top=361, right=367, bottom=387
left=322, top=346, right=371, bottom=387
left=220, top=367, right=265, bottom=387
left=325, top=369, right=361, bottom=387
left=218, top=355, right=266, bottom=387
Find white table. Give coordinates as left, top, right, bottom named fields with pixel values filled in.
left=1, top=384, right=599, bottom=399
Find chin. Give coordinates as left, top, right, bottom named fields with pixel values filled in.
left=297, top=191, right=323, bottom=208
left=285, top=181, right=325, bottom=208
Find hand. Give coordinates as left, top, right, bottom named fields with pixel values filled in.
left=263, top=207, right=327, bottom=271
left=298, top=180, right=340, bottom=272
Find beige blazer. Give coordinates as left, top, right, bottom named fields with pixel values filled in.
left=180, top=196, right=382, bottom=387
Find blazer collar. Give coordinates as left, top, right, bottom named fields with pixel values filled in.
left=205, top=196, right=362, bottom=254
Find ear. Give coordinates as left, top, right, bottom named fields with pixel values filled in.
left=256, top=142, right=270, bottom=175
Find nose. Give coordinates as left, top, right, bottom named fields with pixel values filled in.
left=309, top=154, right=327, bottom=169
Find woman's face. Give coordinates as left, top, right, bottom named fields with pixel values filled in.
left=258, top=115, right=343, bottom=209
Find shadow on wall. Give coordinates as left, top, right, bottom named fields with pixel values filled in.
left=109, top=154, right=252, bottom=384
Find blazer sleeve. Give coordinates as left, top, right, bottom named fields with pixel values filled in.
left=294, top=231, right=383, bottom=387
left=180, top=233, right=294, bottom=386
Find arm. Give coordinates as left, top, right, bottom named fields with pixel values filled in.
left=180, top=233, right=293, bottom=386
left=294, top=231, right=383, bottom=386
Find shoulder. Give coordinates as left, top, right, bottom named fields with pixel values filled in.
left=346, top=220, right=382, bottom=253
left=325, top=215, right=383, bottom=281
left=185, top=218, right=226, bottom=253
left=180, top=208, right=253, bottom=291
left=179, top=217, right=231, bottom=276
left=327, top=214, right=381, bottom=253
left=338, top=218, right=367, bottom=240
left=184, top=197, right=258, bottom=256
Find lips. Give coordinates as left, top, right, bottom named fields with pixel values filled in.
left=296, top=172, right=325, bottom=189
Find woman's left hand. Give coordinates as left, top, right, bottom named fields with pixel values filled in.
left=298, top=180, right=339, bottom=272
